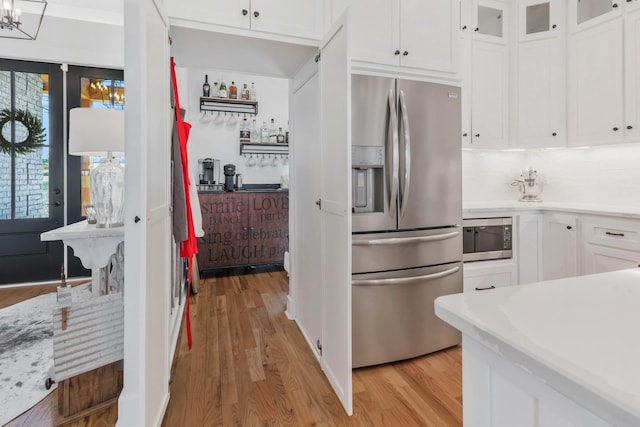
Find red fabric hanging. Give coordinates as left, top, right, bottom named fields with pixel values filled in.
left=170, top=57, right=197, bottom=349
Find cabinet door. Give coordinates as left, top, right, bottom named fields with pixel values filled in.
left=568, top=0, right=620, bottom=33
left=583, top=244, right=640, bottom=274
left=250, top=0, right=323, bottom=40
left=399, top=0, right=459, bottom=73
left=247, top=193, right=289, bottom=264
left=624, top=9, right=640, bottom=141
left=542, top=213, right=578, bottom=280
left=517, top=214, right=543, bottom=284
left=517, top=38, right=565, bottom=147
left=197, top=193, right=250, bottom=269
left=349, top=0, right=398, bottom=65
left=473, top=0, right=508, bottom=44
left=167, top=0, right=250, bottom=29
left=471, top=41, right=509, bottom=147
left=568, top=18, right=624, bottom=145
left=519, top=0, right=560, bottom=42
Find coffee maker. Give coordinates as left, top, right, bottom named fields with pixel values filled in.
left=198, top=158, right=221, bottom=184
left=224, top=164, right=236, bottom=191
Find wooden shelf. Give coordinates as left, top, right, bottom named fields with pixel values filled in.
left=200, top=97, right=258, bottom=115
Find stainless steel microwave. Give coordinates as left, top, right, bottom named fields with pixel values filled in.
left=462, top=217, right=512, bottom=262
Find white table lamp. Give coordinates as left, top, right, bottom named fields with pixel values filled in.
left=69, top=108, right=125, bottom=228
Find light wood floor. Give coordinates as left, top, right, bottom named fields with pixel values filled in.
left=3, top=268, right=462, bottom=427
left=162, top=266, right=462, bottom=427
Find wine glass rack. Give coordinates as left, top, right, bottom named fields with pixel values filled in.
left=200, top=96, right=258, bottom=116
left=240, top=142, right=288, bottom=157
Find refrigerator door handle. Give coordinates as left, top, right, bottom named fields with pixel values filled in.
left=353, top=266, right=460, bottom=286
left=399, top=89, right=411, bottom=218
left=388, top=89, right=399, bottom=219
left=352, top=230, right=460, bottom=246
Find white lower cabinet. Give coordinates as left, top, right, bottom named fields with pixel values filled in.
left=583, top=244, right=640, bottom=274
left=542, top=213, right=578, bottom=280
left=463, top=261, right=515, bottom=292
left=517, top=213, right=543, bottom=284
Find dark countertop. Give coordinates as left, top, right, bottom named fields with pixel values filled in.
left=197, top=183, right=288, bottom=193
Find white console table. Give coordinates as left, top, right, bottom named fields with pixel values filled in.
left=41, top=220, right=124, bottom=296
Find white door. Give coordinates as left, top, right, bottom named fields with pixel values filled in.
left=568, top=18, right=624, bottom=146
left=471, top=40, right=509, bottom=147
left=119, top=0, right=173, bottom=426
left=319, top=12, right=353, bottom=415
left=399, top=0, right=459, bottom=73
left=349, top=0, right=398, bottom=65
left=166, top=0, right=249, bottom=29
left=290, top=58, right=323, bottom=355
left=542, top=213, right=578, bottom=280
left=624, top=8, right=640, bottom=141
left=250, top=0, right=323, bottom=40
left=517, top=38, right=565, bottom=147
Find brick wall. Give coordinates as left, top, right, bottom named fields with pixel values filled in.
left=0, top=72, right=46, bottom=219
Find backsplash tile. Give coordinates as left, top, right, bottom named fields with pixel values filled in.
left=463, top=144, right=640, bottom=207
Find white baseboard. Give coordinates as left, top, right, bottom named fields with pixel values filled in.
left=285, top=294, right=295, bottom=320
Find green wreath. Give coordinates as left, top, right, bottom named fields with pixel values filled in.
left=0, top=108, right=46, bottom=155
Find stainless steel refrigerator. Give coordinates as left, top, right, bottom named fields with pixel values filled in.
left=351, top=75, right=463, bottom=368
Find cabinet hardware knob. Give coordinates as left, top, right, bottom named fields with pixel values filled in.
left=254, top=11, right=259, bottom=17
left=627, top=125, right=633, bottom=129
left=552, top=132, right=557, bottom=136
left=566, top=225, right=572, bottom=230
left=552, top=24, right=557, bottom=29
left=613, top=2, right=619, bottom=7
left=475, top=133, right=480, bottom=138
left=463, top=133, right=468, bottom=137
left=394, top=50, right=400, bottom=55
left=242, top=9, right=248, bottom=15
left=134, top=216, right=141, bottom=223
left=250, top=227, right=254, bottom=231
left=475, top=285, right=496, bottom=291
left=462, top=25, right=467, bottom=30
left=402, top=51, right=408, bottom=56
left=474, top=27, right=479, bottom=32
left=613, top=126, right=619, bottom=131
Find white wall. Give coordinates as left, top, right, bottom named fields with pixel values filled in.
left=462, top=144, right=640, bottom=207
left=178, top=66, right=289, bottom=185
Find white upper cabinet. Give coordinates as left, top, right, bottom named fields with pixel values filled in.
left=516, top=0, right=565, bottom=148
left=569, top=0, right=621, bottom=33
left=462, top=0, right=509, bottom=148
left=349, top=0, right=459, bottom=74
left=167, top=0, right=323, bottom=41
left=566, top=0, right=640, bottom=146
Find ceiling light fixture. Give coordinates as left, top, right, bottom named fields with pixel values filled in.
left=0, top=0, right=47, bottom=40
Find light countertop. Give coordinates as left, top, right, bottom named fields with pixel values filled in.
left=463, top=200, right=640, bottom=219
left=435, top=268, right=640, bottom=424
left=41, top=220, right=124, bottom=241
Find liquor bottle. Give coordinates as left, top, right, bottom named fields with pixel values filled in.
left=241, top=83, right=250, bottom=100
left=250, top=82, right=257, bottom=101
left=213, top=82, right=219, bottom=97
left=277, top=127, right=285, bottom=144
left=250, top=119, right=259, bottom=142
left=269, top=118, right=277, bottom=143
left=219, top=79, right=228, bottom=98
left=285, top=120, right=289, bottom=144
left=229, top=81, right=237, bottom=99
left=261, top=121, right=269, bottom=143
left=202, top=75, right=210, bottom=97
left=240, top=118, right=250, bottom=143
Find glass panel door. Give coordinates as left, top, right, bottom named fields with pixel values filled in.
left=526, top=2, right=550, bottom=34
left=577, top=0, right=613, bottom=25
left=477, top=5, right=504, bottom=37
left=0, top=60, right=63, bottom=285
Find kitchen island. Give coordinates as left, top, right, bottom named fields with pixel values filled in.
left=435, top=269, right=640, bottom=427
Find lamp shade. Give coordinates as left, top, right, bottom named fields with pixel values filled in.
left=68, top=108, right=124, bottom=156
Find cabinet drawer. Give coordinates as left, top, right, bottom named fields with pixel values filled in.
left=581, top=216, right=640, bottom=252
left=463, top=260, right=515, bottom=292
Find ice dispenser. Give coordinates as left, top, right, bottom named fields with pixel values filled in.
left=352, top=146, right=384, bottom=213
